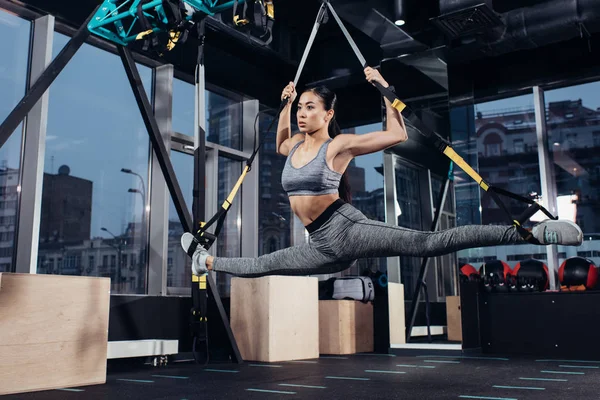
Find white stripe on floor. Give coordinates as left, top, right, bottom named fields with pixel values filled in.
left=279, top=384, right=327, bottom=389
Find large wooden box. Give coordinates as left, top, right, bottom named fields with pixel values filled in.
left=319, top=300, right=373, bottom=354
left=388, top=282, right=406, bottom=345
left=446, top=295, right=462, bottom=342
left=230, top=276, right=319, bottom=362
left=0, top=273, right=110, bottom=395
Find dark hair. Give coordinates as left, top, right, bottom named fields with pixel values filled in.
left=305, top=86, right=352, bottom=204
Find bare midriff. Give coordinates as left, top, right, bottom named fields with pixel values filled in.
left=288, top=193, right=340, bottom=226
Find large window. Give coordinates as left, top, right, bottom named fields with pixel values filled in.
left=451, top=94, right=548, bottom=268
left=545, top=81, right=600, bottom=266
left=36, top=33, right=153, bottom=294
left=0, top=11, right=31, bottom=273
left=215, top=156, right=242, bottom=296
left=258, top=110, right=293, bottom=257
left=395, top=159, right=423, bottom=297
left=172, top=78, right=243, bottom=149
left=168, top=80, right=245, bottom=296
left=342, top=123, right=387, bottom=276
left=167, top=150, right=193, bottom=288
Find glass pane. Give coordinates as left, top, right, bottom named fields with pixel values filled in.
left=258, top=111, right=292, bottom=256
left=172, top=78, right=194, bottom=136
left=431, top=175, right=458, bottom=298
left=395, top=160, right=423, bottom=299
left=37, top=33, right=152, bottom=294
left=545, top=81, right=600, bottom=267
left=450, top=94, right=546, bottom=270
left=342, top=123, right=387, bottom=276
left=0, top=11, right=30, bottom=273
left=475, top=95, right=540, bottom=226
left=173, top=79, right=242, bottom=150
left=207, top=91, right=242, bottom=149
left=216, top=156, right=242, bottom=296
left=167, top=150, right=193, bottom=288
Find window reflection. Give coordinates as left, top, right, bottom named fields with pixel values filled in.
left=341, top=124, right=387, bottom=276
left=36, top=33, right=153, bottom=294
left=431, top=175, right=458, bottom=298
left=167, top=150, right=193, bottom=288
left=172, top=79, right=195, bottom=137
left=545, top=82, right=600, bottom=267
left=215, top=156, right=242, bottom=296
left=169, top=82, right=243, bottom=294
left=451, top=94, right=547, bottom=269
left=0, top=11, right=30, bottom=273
left=395, top=160, right=422, bottom=298
left=172, top=79, right=242, bottom=150
left=258, top=110, right=292, bottom=257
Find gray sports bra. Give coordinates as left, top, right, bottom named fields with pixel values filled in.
left=281, top=138, right=342, bottom=197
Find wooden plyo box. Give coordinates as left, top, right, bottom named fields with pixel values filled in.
left=0, top=273, right=110, bottom=396
left=319, top=300, right=373, bottom=355
left=446, top=295, right=462, bottom=342
left=388, top=282, right=406, bottom=345
left=230, top=276, right=319, bottom=362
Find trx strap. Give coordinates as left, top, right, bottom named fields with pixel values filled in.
left=190, top=17, right=209, bottom=365
left=233, top=0, right=275, bottom=44
left=188, top=1, right=329, bottom=255
left=323, top=1, right=556, bottom=243
left=136, top=0, right=193, bottom=54
left=136, top=1, right=159, bottom=51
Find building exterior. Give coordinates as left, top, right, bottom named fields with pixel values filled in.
left=0, top=166, right=18, bottom=272
left=39, top=165, right=92, bottom=243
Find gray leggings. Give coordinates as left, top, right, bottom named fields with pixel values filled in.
left=212, top=199, right=523, bottom=277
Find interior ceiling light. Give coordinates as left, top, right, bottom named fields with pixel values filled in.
left=394, top=0, right=406, bottom=26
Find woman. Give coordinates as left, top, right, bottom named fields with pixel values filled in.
left=181, top=67, right=583, bottom=276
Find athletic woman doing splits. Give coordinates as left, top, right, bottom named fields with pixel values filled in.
left=181, top=67, right=583, bottom=277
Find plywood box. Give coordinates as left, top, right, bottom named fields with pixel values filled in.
left=388, top=282, right=406, bottom=345
left=0, top=273, right=110, bottom=395
left=446, top=295, right=462, bottom=342
left=230, top=276, right=319, bottom=362
left=319, top=300, right=373, bottom=355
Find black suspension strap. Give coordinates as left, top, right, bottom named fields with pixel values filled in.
left=190, top=16, right=209, bottom=366
left=135, top=0, right=159, bottom=51
left=324, top=1, right=556, bottom=243
left=187, top=1, right=329, bottom=254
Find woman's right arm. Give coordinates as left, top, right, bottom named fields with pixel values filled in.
left=276, top=82, right=298, bottom=156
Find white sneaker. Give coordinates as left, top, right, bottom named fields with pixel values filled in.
left=531, top=219, right=583, bottom=246
left=180, top=232, right=209, bottom=276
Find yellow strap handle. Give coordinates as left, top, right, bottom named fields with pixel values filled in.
left=192, top=272, right=207, bottom=290
left=136, top=29, right=153, bottom=40
left=391, top=99, right=406, bottom=112
left=442, top=146, right=489, bottom=191
left=166, top=30, right=181, bottom=51
left=223, top=165, right=250, bottom=208
left=265, top=0, right=275, bottom=19
left=234, top=15, right=249, bottom=26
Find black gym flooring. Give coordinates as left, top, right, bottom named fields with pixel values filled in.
left=6, top=353, right=600, bottom=399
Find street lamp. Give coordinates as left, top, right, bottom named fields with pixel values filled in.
left=128, top=188, right=145, bottom=203
left=125, top=185, right=147, bottom=294
left=122, top=168, right=148, bottom=294
left=121, top=168, right=146, bottom=201
left=101, top=226, right=123, bottom=291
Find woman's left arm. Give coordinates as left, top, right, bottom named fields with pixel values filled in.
left=340, top=67, right=408, bottom=157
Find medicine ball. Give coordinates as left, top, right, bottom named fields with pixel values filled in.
left=459, top=263, right=480, bottom=283
left=559, top=257, right=598, bottom=291
left=479, top=260, right=511, bottom=292
left=513, top=259, right=549, bottom=292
